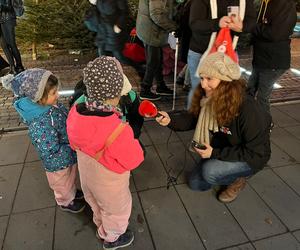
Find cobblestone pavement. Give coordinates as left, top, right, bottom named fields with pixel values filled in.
left=0, top=39, right=300, bottom=130
left=0, top=103, right=300, bottom=250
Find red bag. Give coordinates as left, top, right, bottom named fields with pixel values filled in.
left=123, top=28, right=146, bottom=63
left=209, top=28, right=238, bottom=63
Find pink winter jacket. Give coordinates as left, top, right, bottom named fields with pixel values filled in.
left=66, top=105, right=144, bottom=174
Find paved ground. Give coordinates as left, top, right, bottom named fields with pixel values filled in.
left=0, top=102, right=300, bottom=250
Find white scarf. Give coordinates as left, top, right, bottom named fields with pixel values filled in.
left=195, top=0, right=246, bottom=77
left=192, top=97, right=219, bottom=145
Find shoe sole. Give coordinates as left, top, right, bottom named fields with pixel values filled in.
left=155, top=92, right=173, bottom=96
left=74, top=196, right=84, bottom=200
left=139, top=96, right=161, bottom=101
left=103, top=235, right=134, bottom=250
left=60, top=204, right=86, bottom=214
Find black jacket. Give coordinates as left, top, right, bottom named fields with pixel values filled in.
left=252, top=0, right=297, bottom=70
left=168, top=95, right=272, bottom=173
left=189, top=0, right=256, bottom=54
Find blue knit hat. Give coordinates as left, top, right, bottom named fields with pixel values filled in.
left=1, top=68, right=53, bottom=102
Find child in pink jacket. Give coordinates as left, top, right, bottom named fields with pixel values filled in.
left=66, top=56, right=144, bottom=250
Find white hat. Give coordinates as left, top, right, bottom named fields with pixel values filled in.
left=121, top=74, right=132, bottom=96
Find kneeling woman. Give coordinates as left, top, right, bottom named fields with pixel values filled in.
left=156, top=52, right=271, bottom=203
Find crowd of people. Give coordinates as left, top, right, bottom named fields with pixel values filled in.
left=0, top=0, right=298, bottom=249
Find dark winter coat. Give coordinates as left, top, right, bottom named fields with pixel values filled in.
left=0, top=0, right=23, bottom=20
left=251, top=0, right=297, bottom=70
left=96, top=0, right=129, bottom=51
left=84, top=0, right=129, bottom=52
left=136, top=0, right=177, bottom=47
left=189, top=0, right=256, bottom=54
left=175, top=0, right=192, bottom=63
left=167, top=95, right=272, bottom=173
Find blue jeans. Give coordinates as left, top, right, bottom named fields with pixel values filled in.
left=247, top=67, right=286, bottom=113
left=187, top=49, right=202, bottom=108
left=188, top=159, right=253, bottom=191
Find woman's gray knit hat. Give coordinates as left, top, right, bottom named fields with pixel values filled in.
left=198, top=52, right=241, bottom=82
left=83, top=56, right=124, bottom=102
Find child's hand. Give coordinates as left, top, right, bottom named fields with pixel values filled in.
left=155, top=111, right=170, bottom=126
left=194, top=143, right=213, bottom=159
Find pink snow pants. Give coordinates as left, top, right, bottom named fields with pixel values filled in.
left=76, top=150, right=132, bottom=242
left=46, top=164, right=77, bottom=206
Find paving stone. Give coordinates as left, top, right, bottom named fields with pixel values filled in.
left=293, top=230, right=300, bottom=243
left=268, top=143, right=296, bottom=168
left=155, top=142, right=196, bottom=184
left=13, top=161, right=55, bottom=213
left=0, top=164, right=23, bottom=216
left=54, top=207, right=101, bottom=250
left=25, top=143, right=40, bottom=162
left=224, top=243, right=255, bottom=250
left=129, top=193, right=154, bottom=250
left=0, top=134, right=29, bottom=166
left=0, top=216, right=8, bottom=249
left=253, top=233, right=300, bottom=250
left=249, top=169, right=300, bottom=231
left=274, top=164, right=300, bottom=196
left=270, top=107, right=299, bottom=128
left=139, top=127, right=152, bottom=146
left=130, top=174, right=136, bottom=193
left=227, top=185, right=286, bottom=240
left=271, top=127, right=300, bottom=162
left=176, top=130, right=195, bottom=143
left=132, top=146, right=168, bottom=191
left=3, top=207, right=55, bottom=250
left=140, top=187, right=204, bottom=250
left=277, top=103, right=300, bottom=122
left=143, top=120, right=180, bottom=145
left=285, top=125, right=300, bottom=140
left=177, top=185, right=248, bottom=249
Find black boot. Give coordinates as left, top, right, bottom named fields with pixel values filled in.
left=15, top=65, right=25, bottom=75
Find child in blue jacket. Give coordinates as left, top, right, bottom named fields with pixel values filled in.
left=3, top=68, right=85, bottom=213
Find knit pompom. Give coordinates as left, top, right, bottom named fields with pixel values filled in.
left=0, top=74, right=15, bottom=90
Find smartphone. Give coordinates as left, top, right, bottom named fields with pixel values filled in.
left=227, top=6, right=239, bottom=19
left=191, top=140, right=207, bottom=150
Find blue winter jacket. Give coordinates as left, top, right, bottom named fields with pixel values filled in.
left=14, top=97, right=77, bottom=172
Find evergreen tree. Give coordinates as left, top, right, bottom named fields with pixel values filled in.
left=16, top=0, right=94, bottom=51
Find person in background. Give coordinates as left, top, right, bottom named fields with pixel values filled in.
left=187, top=0, right=256, bottom=108
left=247, top=0, right=297, bottom=113
left=67, top=56, right=144, bottom=250
left=84, top=0, right=146, bottom=78
left=2, top=69, right=85, bottom=213
left=136, top=0, right=178, bottom=101
left=156, top=52, right=271, bottom=203
left=0, top=0, right=24, bottom=74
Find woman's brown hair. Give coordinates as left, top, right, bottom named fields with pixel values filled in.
left=40, top=75, right=59, bottom=101
left=189, top=79, right=246, bottom=126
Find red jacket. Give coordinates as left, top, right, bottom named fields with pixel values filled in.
left=67, top=105, right=144, bottom=174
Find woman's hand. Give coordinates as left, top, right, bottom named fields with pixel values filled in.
left=219, top=16, right=231, bottom=28
left=228, top=16, right=243, bottom=32
left=194, top=143, right=213, bottom=159
left=155, top=111, right=171, bottom=126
